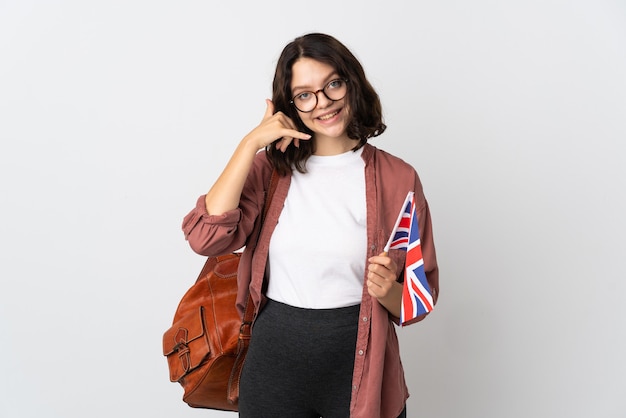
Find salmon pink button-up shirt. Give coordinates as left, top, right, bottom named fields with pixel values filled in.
left=183, top=143, right=439, bottom=418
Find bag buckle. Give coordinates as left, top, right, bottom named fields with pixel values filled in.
left=239, top=321, right=252, bottom=339
left=173, top=328, right=192, bottom=372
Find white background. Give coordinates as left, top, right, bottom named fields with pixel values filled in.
left=1, top=1, right=625, bottom=417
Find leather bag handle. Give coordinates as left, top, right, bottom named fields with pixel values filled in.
left=228, top=166, right=278, bottom=404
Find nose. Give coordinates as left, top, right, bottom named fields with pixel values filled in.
left=315, top=89, right=333, bottom=109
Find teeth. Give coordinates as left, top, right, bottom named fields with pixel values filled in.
left=319, top=111, right=338, bottom=120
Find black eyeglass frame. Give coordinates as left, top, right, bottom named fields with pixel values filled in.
left=289, top=78, right=348, bottom=113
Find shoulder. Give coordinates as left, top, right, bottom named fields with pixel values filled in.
left=364, top=143, right=427, bottom=206
left=364, top=143, right=418, bottom=177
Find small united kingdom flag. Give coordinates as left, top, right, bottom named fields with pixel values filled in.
left=384, top=192, right=434, bottom=325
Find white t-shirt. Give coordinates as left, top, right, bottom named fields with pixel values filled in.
left=266, top=147, right=367, bottom=309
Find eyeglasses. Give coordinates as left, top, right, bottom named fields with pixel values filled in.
left=290, top=78, right=348, bottom=113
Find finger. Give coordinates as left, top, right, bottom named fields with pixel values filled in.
left=274, top=131, right=311, bottom=152
left=262, top=99, right=275, bottom=121
left=368, top=262, right=396, bottom=283
left=279, top=138, right=292, bottom=152
left=367, top=283, right=378, bottom=298
left=367, top=271, right=382, bottom=286
left=273, top=112, right=311, bottom=138
left=367, top=266, right=389, bottom=286
left=275, top=115, right=311, bottom=140
left=367, top=279, right=381, bottom=298
left=378, top=252, right=397, bottom=271
left=284, top=129, right=311, bottom=141
left=275, top=137, right=294, bottom=152
left=367, top=277, right=389, bottom=299
left=275, top=111, right=295, bottom=129
left=368, top=255, right=394, bottom=271
left=275, top=138, right=286, bottom=150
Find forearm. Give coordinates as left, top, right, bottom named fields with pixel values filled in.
left=375, top=281, right=403, bottom=318
left=204, top=136, right=261, bottom=216
left=205, top=99, right=311, bottom=215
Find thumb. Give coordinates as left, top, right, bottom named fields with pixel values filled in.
left=262, top=99, right=275, bottom=120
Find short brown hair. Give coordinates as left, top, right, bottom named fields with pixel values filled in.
left=267, top=33, right=386, bottom=175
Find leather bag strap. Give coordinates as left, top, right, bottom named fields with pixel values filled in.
left=243, top=168, right=278, bottom=324
left=228, top=167, right=278, bottom=404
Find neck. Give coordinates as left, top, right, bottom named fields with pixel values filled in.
left=313, top=135, right=359, bottom=156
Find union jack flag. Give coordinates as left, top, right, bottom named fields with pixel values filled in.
left=387, top=198, right=412, bottom=250
left=384, top=192, right=434, bottom=325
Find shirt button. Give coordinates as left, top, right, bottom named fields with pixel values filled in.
left=352, top=385, right=358, bottom=391
left=362, top=316, right=368, bottom=322
left=358, top=350, right=364, bottom=355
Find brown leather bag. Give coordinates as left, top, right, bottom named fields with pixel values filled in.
left=163, top=171, right=277, bottom=410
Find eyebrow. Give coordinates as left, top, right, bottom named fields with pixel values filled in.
left=291, top=72, right=340, bottom=93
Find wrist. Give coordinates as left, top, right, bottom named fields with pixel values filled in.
left=377, top=281, right=403, bottom=318
left=240, top=133, right=264, bottom=153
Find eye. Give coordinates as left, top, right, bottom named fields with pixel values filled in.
left=327, top=79, right=344, bottom=89
left=296, top=92, right=312, bottom=101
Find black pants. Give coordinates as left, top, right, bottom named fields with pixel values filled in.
left=239, top=299, right=406, bottom=418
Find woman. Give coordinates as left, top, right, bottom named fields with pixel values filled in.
left=183, top=33, right=439, bottom=418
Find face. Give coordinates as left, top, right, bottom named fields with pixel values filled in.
left=290, top=58, right=350, bottom=142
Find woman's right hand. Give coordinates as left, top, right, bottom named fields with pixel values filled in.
left=204, top=100, right=311, bottom=216
left=244, top=99, right=312, bottom=152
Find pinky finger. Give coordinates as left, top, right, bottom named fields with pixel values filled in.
left=278, top=138, right=293, bottom=152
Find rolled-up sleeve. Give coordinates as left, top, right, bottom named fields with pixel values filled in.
left=181, top=151, right=272, bottom=257
left=182, top=195, right=245, bottom=256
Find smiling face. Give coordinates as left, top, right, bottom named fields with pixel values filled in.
left=290, top=58, right=352, bottom=147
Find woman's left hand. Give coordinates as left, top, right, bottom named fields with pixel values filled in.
left=366, top=253, right=403, bottom=317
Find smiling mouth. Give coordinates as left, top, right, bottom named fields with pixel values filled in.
left=318, top=109, right=340, bottom=121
